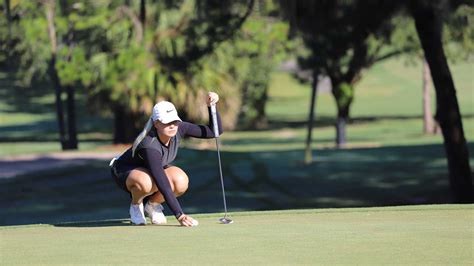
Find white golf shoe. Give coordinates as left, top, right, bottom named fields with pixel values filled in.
left=144, top=202, right=167, bottom=224
left=129, top=203, right=147, bottom=225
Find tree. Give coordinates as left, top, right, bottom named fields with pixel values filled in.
left=1, top=0, right=82, bottom=150
left=388, top=6, right=473, bottom=135
left=423, top=4, right=473, bottom=135
left=81, top=0, right=256, bottom=143
left=383, top=16, right=439, bottom=135
left=410, top=0, right=473, bottom=203
left=214, top=0, right=292, bottom=129
left=281, top=0, right=472, bottom=202
left=56, top=0, right=80, bottom=149
left=422, top=59, right=438, bottom=134
left=44, top=0, right=68, bottom=149
left=279, top=0, right=406, bottom=158
left=4, top=0, right=292, bottom=144
left=2, top=0, right=12, bottom=65
left=1, top=0, right=257, bottom=145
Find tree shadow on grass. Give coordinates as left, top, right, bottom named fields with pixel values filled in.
left=0, top=70, right=113, bottom=142
left=0, top=115, right=113, bottom=142
left=171, top=143, right=472, bottom=214
left=0, top=71, right=53, bottom=114
left=221, top=136, right=334, bottom=147
left=0, top=143, right=471, bottom=227
left=264, top=114, right=474, bottom=131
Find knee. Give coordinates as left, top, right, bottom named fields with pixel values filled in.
left=140, top=179, right=156, bottom=194
left=173, top=174, right=189, bottom=196
left=127, top=170, right=155, bottom=194
left=133, top=182, right=154, bottom=194
left=166, top=167, right=189, bottom=196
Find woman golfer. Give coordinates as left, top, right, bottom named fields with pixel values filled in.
left=110, top=92, right=222, bottom=227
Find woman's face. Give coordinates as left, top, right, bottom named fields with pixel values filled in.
left=154, top=120, right=179, bottom=138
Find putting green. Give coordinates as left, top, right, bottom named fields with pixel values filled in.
left=1, top=205, right=472, bottom=265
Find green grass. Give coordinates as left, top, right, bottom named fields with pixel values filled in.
left=1, top=57, right=473, bottom=155
left=1, top=205, right=472, bottom=265
left=267, top=58, right=473, bottom=121
left=186, top=59, right=474, bottom=153
left=0, top=58, right=473, bottom=265
left=353, top=59, right=473, bottom=117
left=1, top=57, right=472, bottom=226
left=213, top=56, right=473, bottom=153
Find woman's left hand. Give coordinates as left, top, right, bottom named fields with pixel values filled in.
left=178, top=214, right=199, bottom=227
left=207, top=92, right=219, bottom=106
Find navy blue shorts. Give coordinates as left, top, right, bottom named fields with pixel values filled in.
left=110, top=162, right=134, bottom=193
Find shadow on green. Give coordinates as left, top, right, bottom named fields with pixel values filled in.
left=1, top=142, right=471, bottom=226
left=54, top=219, right=132, bottom=227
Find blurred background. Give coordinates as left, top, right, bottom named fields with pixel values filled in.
left=0, top=0, right=472, bottom=225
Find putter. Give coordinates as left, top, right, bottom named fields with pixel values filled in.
left=210, top=103, right=233, bottom=224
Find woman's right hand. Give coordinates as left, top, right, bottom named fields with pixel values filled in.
left=206, top=92, right=219, bottom=107
left=178, top=214, right=198, bottom=227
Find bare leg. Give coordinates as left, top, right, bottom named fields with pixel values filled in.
left=126, top=168, right=159, bottom=204
left=148, top=166, right=189, bottom=203
left=125, top=166, right=189, bottom=205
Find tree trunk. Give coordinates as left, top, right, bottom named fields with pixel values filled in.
left=335, top=109, right=348, bottom=148
left=114, top=106, right=127, bottom=144
left=412, top=1, right=473, bottom=203
left=422, top=58, right=436, bottom=134
left=254, top=88, right=268, bottom=129
left=62, top=14, right=78, bottom=150
left=153, top=71, right=158, bottom=100
left=332, top=81, right=351, bottom=148
left=65, top=85, right=78, bottom=149
left=45, top=0, right=67, bottom=150
left=335, top=116, right=347, bottom=148
left=114, top=106, right=141, bottom=144
left=3, top=0, right=11, bottom=65
left=48, top=57, right=67, bottom=150
left=304, top=71, right=319, bottom=164
left=140, top=0, right=146, bottom=33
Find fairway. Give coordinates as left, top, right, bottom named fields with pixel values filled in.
left=1, top=205, right=472, bottom=265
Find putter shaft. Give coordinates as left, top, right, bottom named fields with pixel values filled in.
left=215, top=138, right=228, bottom=216
left=210, top=104, right=231, bottom=221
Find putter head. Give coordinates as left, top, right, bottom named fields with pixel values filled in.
left=219, top=217, right=233, bottom=224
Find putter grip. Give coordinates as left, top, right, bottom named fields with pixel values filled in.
left=210, top=104, right=220, bottom=138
